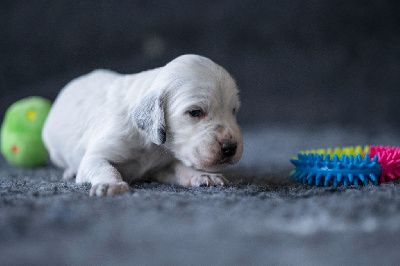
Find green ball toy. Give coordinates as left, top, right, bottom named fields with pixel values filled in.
left=1, top=96, right=52, bottom=167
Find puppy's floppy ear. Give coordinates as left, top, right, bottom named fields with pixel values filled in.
left=133, top=90, right=166, bottom=145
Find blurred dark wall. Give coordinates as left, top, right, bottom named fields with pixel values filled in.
left=1, top=0, right=400, bottom=127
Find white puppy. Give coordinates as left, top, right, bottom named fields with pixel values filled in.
left=42, top=54, right=243, bottom=196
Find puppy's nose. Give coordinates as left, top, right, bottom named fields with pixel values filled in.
left=221, top=141, right=237, bottom=158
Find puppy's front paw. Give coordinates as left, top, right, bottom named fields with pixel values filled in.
left=90, top=181, right=130, bottom=197
left=190, top=173, right=229, bottom=187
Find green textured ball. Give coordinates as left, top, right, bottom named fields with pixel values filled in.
left=1, top=96, right=52, bottom=167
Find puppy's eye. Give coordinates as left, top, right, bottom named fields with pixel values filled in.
left=232, top=108, right=236, bottom=115
left=188, top=110, right=204, bottom=118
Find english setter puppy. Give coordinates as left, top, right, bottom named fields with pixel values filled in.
left=42, top=54, right=242, bottom=196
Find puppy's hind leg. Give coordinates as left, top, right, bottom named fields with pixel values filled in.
left=63, top=168, right=76, bottom=181
left=47, top=148, right=76, bottom=181
left=76, top=154, right=130, bottom=197
left=156, top=162, right=229, bottom=188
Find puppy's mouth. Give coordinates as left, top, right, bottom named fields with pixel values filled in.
left=193, top=156, right=234, bottom=172
left=217, top=157, right=232, bottom=165
left=184, top=141, right=242, bottom=172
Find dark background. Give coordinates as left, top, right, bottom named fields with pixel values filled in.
left=1, top=0, right=400, bottom=127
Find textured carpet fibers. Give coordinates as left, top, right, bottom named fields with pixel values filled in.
left=1, top=125, right=400, bottom=265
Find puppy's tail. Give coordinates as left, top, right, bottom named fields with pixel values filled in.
left=1, top=96, right=52, bottom=167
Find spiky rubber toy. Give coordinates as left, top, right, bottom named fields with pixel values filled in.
left=290, top=146, right=400, bottom=187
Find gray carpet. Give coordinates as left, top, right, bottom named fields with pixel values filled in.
left=1, top=124, right=400, bottom=266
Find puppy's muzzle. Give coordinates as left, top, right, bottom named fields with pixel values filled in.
left=221, top=140, right=237, bottom=160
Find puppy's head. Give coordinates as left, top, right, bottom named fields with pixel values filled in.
left=133, top=54, right=242, bottom=172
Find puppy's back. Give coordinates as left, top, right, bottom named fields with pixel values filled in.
left=42, top=69, right=120, bottom=169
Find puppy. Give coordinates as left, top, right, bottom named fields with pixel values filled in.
left=42, top=54, right=243, bottom=196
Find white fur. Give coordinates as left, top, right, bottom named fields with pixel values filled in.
left=42, top=54, right=242, bottom=196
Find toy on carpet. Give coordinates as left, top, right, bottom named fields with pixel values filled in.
left=1, top=96, right=52, bottom=167
left=290, top=145, right=400, bottom=187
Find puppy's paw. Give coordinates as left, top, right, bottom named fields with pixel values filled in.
left=90, top=181, right=130, bottom=197
left=190, top=173, right=229, bottom=187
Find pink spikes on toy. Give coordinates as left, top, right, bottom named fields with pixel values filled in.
left=369, top=146, right=400, bottom=183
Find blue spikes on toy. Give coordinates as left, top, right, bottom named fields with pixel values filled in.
left=290, top=149, right=382, bottom=187
left=291, top=146, right=400, bottom=187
